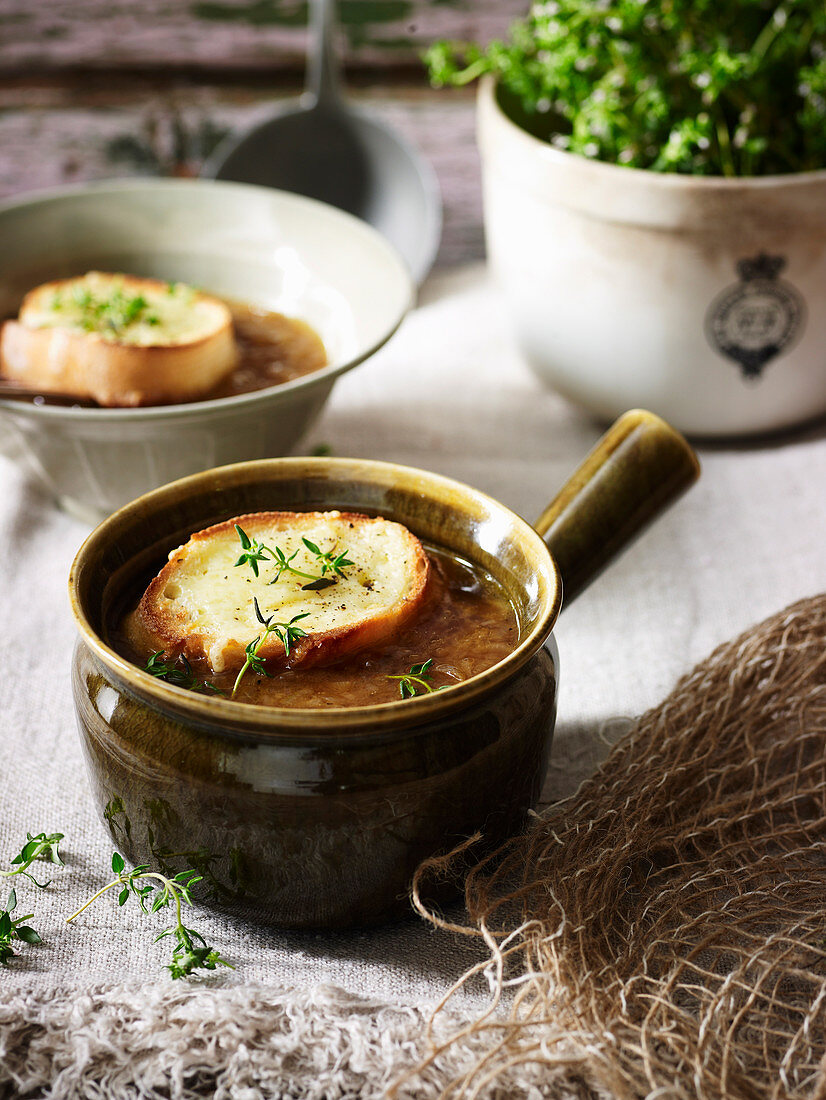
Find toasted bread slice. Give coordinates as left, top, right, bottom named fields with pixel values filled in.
left=0, top=272, right=237, bottom=406
left=126, top=511, right=430, bottom=674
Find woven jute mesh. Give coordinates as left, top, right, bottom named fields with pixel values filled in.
left=411, top=594, right=826, bottom=1100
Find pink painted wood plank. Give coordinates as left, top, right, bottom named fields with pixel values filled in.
left=0, top=86, right=483, bottom=268
left=0, top=0, right=524, bottom=72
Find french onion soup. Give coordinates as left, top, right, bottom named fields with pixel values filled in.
left=116, top=510, right=519, bottom=708
left=0, top=272, right=326, bottom=407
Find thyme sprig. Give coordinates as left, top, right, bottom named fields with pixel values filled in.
left=426, top=0, right=826, bottom=178
left=234, top=524, right=353, bottom=590
left=66, top=852, right=233, bottom=980
left=232, top=598, right=310, bottom=697
left=0, top=831, right=64, bottom=889
left=233, top=524, right=271, bottom=577
left=387, top=659, right=437, bottom=699
left=301, top=538, right=354, bottom=580
left=143, top=652, right=224, bottom=695
left=53, top=281, right=160, bottom=333
left=269, top=544, right=327, bottom=585
left=0, top=889, right=41, bottom=966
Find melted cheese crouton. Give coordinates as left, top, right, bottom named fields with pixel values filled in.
left=127, top=511, right=430, bottom=673
left=0, top=272, right=237, bottom=406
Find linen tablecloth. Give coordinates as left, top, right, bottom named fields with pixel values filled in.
left=1, top=264, right=824, bottom=1096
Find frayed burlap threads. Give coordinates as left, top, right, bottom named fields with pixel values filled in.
left=412, top=594, right=826, bottom=1100
left=0, top=982, right=599, bottom=1100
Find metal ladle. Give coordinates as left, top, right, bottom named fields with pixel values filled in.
left=204, top=0, right=442, bottom=285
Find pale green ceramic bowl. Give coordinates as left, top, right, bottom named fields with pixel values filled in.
left=0, top=179, right=413, bottom=522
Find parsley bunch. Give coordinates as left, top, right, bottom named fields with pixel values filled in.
left=426, top=0, right=826, bottom=176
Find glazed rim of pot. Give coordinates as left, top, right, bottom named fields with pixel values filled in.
left=69, top=457, right=563, bottom=737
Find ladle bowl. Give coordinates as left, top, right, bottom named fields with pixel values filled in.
left=204, top=0, right=442, bottom=284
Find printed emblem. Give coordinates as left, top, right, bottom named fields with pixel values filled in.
left=705, top=253, right=805, bottom=379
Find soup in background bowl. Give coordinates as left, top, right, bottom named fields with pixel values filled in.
left=0, top=270, right=329, bottom=407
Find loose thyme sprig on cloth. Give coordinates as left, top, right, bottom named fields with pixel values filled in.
left=0, top=831, right=64, bottom=888
left=232, top=597, right=310, bottom=697
left=0, top=831, right=61, bottom=964
left=234, top=523, right=353, bottom=590
left=0, top=889, right=41, bottom=966
left=66, top=852, right=233, bottom=979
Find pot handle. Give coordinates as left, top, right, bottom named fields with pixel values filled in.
left=534, top=409, right=700, bottom=607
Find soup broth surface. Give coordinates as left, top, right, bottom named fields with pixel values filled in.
left=208, top=301, right=327, bottom=400
left=116, top=546, right=519, bottom=708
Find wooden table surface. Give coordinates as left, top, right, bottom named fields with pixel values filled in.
left=0, top=0, right=527, bottom=269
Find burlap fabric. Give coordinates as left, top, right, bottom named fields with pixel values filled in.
left=411, top=594, right=826, bottom=1099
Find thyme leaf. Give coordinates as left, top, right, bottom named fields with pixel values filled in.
left=300, top=577, right=337, bottom=591
left=231, top=599, right=310, bottom=697
left=143, top=652, right=224, bottom=696
left=387, top=659, right=437, bottom=700
left=233, top=524, right=270, bottom=577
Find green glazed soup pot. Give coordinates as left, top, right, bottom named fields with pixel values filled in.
left=69, top=409, right=699, bottom=928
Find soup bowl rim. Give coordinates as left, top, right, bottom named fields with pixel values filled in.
left=69, top=456, right=562, bottom=738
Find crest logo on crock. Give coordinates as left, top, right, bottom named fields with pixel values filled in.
left=705, top=253, right=805, bottom=380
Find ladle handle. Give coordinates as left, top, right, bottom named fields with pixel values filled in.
left=534, top=409, right=700, bottom=607
left=307, top=0, right=342, bottom=108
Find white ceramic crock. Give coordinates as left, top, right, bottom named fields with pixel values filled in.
left=477, top=76, right=826, bottom=437
left=0, top=180, right=413, bottom=521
